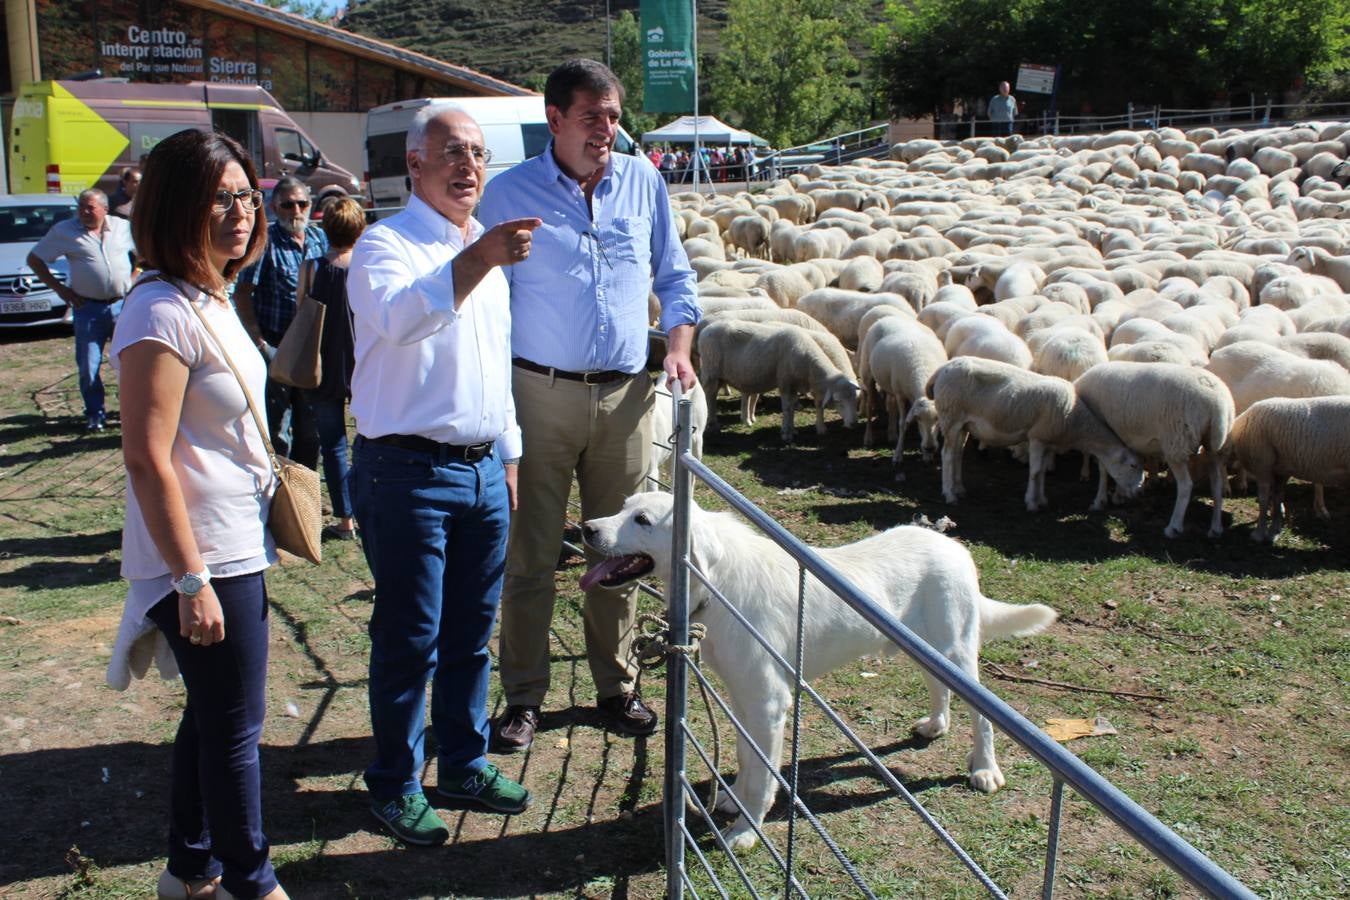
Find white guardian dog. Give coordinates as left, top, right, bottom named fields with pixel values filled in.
left=581, top=492, right=1057, bottom=850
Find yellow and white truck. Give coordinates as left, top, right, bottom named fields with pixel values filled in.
left=8, top=79, right=359, bottom=200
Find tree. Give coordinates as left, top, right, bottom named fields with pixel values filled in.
left=710, top=0, right=869, bottom=148
left=261, top=0, right=342, bottom=25
left=875, top=0, right=1349, bottom=120
left=610, top=11, right=658, bottom=139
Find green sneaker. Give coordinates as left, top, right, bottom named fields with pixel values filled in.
left=437, top=762, right=531, bottom=814
left=370, top=791, right=449, bottom=846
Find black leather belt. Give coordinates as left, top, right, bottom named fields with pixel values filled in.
left=513, top=357, right=631, bottom=385
left=358, top=433, right=494, bottom=462
left=83, top=296, right=122, bottom=304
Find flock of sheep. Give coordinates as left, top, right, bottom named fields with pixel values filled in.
left=659, top=121, right=1350, bottom=544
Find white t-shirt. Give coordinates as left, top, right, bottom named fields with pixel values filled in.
left=110, top=275, right=277, bottom=581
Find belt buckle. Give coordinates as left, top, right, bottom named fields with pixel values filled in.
left=582, top=370, right=606, bottom=385
left=463, top=442, right=491, bottom=462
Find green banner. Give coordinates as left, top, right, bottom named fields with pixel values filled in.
left=641, top=0, right=695, bottom=113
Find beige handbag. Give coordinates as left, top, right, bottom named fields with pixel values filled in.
left=269, top=260, right=325, bottom=389
left=184, top=286, right=323, bottom=564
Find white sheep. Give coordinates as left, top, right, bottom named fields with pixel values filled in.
left=697, top=320, right=860, bottom=442
left=1288, top=246, right=1350, bottom=291
left=1228, top=396, right=1350, bottom=541
left=728, top=215, right=771, bottom=260
left=1074, top=362, right=1234, bottom=538
left=797, top=288, right=914, bottom=350
left=993, top=261, right=1047, bottom=301
left=943, top=315, right=1033, bottom=368
left=1032, top=328, right=1109, bottom=381
left=926, top=357, right=1143, bottom=511
left=837, top=255, right=885, bottom=292
left=1205, top=341, right=1350, bottom=413
left=754, top=268, right=815, bottom=308
left=858, top=317, right=948, bottom=476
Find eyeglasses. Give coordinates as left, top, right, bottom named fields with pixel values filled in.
left=417, top=143, right=493, bottom=166
left=213, top=189, right=264, bottom=212
left=278, top=199, right=311, bottom=210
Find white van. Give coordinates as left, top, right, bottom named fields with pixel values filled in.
left=364, top=95, right=638, bottom=216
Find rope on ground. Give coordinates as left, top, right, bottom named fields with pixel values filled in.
left=629, top=612, right=723, bottom=816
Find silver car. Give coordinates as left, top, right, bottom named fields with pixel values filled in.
left=0, top=194, right=78, bottom=328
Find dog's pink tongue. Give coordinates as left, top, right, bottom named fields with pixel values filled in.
left=580, top=556, right=631, bottom=591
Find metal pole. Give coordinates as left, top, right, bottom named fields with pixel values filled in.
left=605, top=0, right=611, bottom=68
left=691, top=0, right=701, bottom=193
left=664, top=381, right=693, bottom=899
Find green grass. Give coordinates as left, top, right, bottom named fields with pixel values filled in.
left=1, top=330, right=1347, bottom=898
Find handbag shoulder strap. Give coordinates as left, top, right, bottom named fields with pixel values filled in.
left=155, top=275, right=282, bottom=474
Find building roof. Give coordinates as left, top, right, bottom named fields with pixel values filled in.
left=182, top=0, right=535, bottom=97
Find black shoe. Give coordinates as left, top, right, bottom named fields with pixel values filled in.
left=322, top=523, right=358, bottom=542
left=597, top=691, right=658, bottom=737
left=491, top=705, right=541, bottom=753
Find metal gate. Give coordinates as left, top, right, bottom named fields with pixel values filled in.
left=653, top=384, right=1257, bottom=899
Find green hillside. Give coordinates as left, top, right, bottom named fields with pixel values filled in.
left=342, top=0, right=731, bottom=90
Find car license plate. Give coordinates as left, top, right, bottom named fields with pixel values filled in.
left=0, top=299, right=52, bottom=314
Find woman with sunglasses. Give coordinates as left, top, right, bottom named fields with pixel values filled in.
left=109, top=129, right=289, bottom=900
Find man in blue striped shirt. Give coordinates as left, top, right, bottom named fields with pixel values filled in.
left=478, top=58, right=700, bottom=753
left=235, top=177, right=328, bottom=466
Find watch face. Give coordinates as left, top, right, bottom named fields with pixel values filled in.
left=178, top=573, right=204, bottom=594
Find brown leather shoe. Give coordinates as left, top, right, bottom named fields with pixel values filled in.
left=597, top=691, right=658, bottom=737
left=491, top=705, right=541, bottom=753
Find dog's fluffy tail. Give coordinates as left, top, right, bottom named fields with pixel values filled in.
left=979, top=596, right=1058, bottom=641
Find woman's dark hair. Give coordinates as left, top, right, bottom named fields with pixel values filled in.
left=544, top=58, right=625, bottom=113
left=133, top=129, right=266, bottom=291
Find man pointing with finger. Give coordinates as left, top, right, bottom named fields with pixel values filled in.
left=347, top=103, right=539, bottom=845
left=479, top=59, right=700, bottom=753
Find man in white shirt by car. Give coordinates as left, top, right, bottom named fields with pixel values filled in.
left=28, top=188, right=136, bottom=432
left=345, top=102, right=542, bottom=847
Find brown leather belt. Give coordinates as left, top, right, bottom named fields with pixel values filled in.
left=358, top=433, right=493, bottom=462
left=512, top=357, right=632, bottom=385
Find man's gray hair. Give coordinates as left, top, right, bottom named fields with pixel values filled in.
left=78, top=189, right=108, bottom=207
left=406, top=102, right=470, bottom=155
left=273, top=175, right=310, bottom=198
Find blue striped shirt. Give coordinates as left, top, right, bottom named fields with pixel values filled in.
left=239, top=221, right=328, bottom=343
left=478, top=143, right=699, bottom=374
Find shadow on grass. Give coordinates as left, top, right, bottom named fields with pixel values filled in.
left=703, top=409, right=1349, bottom=580
left=0, top=428, right=122, bottom=469
left=0, top=736, right=667, bottom=898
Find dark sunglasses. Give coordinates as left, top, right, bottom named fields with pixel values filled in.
left=279, top=199, right=312, bottom=210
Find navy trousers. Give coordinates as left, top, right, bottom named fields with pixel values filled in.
left=148, top=571, right=278, bottom=899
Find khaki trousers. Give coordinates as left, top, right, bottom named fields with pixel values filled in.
left=499, top=366, right=653, bottom=706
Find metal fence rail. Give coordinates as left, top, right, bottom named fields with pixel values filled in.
left=657, top=385, right=1259, bottom=899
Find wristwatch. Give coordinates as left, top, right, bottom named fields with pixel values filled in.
left=173, top=569, right=211, bottom=596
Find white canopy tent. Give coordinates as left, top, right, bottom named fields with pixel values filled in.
left=641, top=115, right=768, bottom=146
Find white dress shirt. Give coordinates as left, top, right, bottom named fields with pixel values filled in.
left=347, top=194, right=522, bottom=459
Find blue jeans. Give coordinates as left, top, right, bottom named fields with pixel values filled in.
left=351, top=437, right=510, bottom=799
left=147, top=572, right=278, bottom=900
left=310, top=397, right=352, bottom=519
left=72, top=299, right=120, bottom=419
